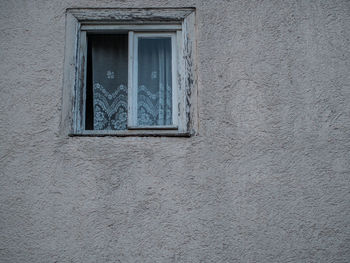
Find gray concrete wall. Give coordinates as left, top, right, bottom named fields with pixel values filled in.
left=1, top=0, right=349, bottom=262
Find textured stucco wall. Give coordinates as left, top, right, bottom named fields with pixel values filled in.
left=1, top=0, right=350, bottom=262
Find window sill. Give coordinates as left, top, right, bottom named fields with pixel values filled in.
left=127, top=125, right=178, bottom=130
left=69, top=129, right=191, bottom=137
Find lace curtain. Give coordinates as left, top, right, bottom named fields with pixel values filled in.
left=89, top=35, right=172, bottom=130
left=91, top=35, right=128, bottom=130
left=137, top=37, right=173, bottom=126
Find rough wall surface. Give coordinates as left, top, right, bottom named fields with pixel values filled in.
left=1, top=0, right=350, bottom=262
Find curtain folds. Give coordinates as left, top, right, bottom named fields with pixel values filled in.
left=137, top=37, right=172, bottom=126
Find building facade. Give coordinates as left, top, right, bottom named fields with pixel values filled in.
left=1, top=0, right=349, bottom=262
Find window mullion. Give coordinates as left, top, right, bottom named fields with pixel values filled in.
left=127, top=31, right=135, bottom=128
left=172, top=33, right=178, bottom=127
left=133, top=32, right=139, bottom=127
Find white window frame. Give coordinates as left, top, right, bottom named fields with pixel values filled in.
left=128, top=32, right=178, bottom=129
left=61, top=8, right=197, bottom=137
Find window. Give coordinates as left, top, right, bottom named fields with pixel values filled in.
left=62, top=8, right=196, bottom=136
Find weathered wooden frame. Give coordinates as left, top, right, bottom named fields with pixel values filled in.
left=61, top=8, right=197, bottom=137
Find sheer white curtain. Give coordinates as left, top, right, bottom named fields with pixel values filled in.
left=137, top=37, right=173, bottom=126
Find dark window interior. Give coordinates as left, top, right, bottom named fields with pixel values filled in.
left=85, top=34, right=128, bottom=130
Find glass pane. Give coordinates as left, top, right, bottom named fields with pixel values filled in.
left=137, top=37, right=172, bottom=126
left=87, top=34, right=128, bottom=130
